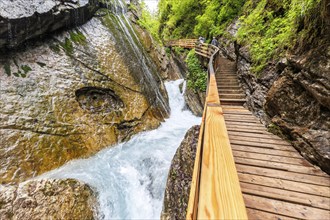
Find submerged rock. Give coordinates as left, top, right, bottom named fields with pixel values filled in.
left=0, top=0, right=99, bottom=49
left=0, top=179, right=97, bottom=219
left=0, top=8, right=169, bottom=183
left=161, top=125, right=200, bottom=220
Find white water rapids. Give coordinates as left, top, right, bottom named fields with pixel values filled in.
left=36, top=80, right=200, bottom=219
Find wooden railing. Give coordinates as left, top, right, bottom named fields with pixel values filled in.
left=166, top=39, right=248, bottom=219
left=165, top=39, right=197, bottom=49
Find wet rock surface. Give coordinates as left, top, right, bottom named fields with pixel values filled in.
left=184, top=87, right=205, bottom=117
left=0, top=0, right=99, bottom=49
left=75, top=87, right=124, bottom=113
left=161, top=125, right=200, bottom=220
left=128, top=1, right=182, bottom=81
left=0, top=179, right=97, bottom=219
left=0, top=10, right=169, bottom=183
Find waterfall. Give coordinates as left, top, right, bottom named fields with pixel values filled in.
left=100, top=0, right=170, bottom=116
left=36, top=80, right=201, bottom=219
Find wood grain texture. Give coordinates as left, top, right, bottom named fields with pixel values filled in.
left=184, top=39, right=247, bottom=219
left=170, top=40, right=330, bottom=220
left=186, top=106, right=206, bottom=220
left=206, top=74, right=220, bottom=104
left=198, top=106, right=248, bottom=219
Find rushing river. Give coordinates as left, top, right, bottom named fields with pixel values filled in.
left=37, top=80, right=200, bottom=219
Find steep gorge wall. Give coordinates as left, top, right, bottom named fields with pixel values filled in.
left=0, top=1, right=170, bottom=184
left=219, top=2, right=330, bottom=173
left=0, top=0, right=99, bottom=49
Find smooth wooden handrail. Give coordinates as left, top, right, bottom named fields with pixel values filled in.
left=166, top=39, right=248, bottom=219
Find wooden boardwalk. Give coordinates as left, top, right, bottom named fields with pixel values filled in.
left=217, top=58, right=330, bottom=220
left=166, top=39, right=330, bottom=219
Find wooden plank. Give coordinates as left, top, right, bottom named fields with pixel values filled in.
left=232, top=144, right=303, bottom=158
left=198, top=106, right=247, bottom=219
left=205, top=74, right=220, bottom=104
left=224, top=118, right=260, bottom=124
left=223, top=111, right=253, bottom=115
left=234, top=157, right=327, bottom=176
left=229, top=135, right=294, bottom=148
left=226, top=127, right=269, bottom=135
left=224, top=116, right=260, bottom=124
left=246, top=208, right=297, bottom=220
left=225, top=124, right=266, bottom=130
left=241, top=182, right=330, bottom=210
left=232, top=150, right=313, bottom=166
left=238, top=173, right=330, bottom=197
left=196, top=51, right=210, bottom=58
left=236, top=164, right=330, bottom=186
left=222, top=106, right=247, bottom=109
left=230, top=139, right=296, bottom=152
left=228, top=130, right=283, bottom=140
left=186, top=106, right=206, bottom=220
left=243, top=194, right=330, bottom=219
left=225, top=121, right=266, bottom=128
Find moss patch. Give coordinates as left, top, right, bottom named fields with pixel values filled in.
left=4, top=62, right=11, bottom=76
left=69, top=30, right=87, bottom=45
left=3, top=62, right=32, bottom=78
left=21, top=65, right=32, bottom=74
left=60, top=38, right=74, bottom=55
left=49, top=43, right=61, bottom=54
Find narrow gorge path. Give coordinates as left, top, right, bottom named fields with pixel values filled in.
left=217, top=58, right=330, bottom=219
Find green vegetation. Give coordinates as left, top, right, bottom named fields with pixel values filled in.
left=236, top=0, right=322, bottom=73
left=4, top=62, right=11, bottom=76
left=138, top=2, right=161, bottom=42
left=49, top=43, right=61, bottom=54
left=69, top=30, right=87, bottom=45
left=186, top=49, right=207, bottom=92
left=21, top=65, right=32, bottom=74
left=157, top=0, right=322, bottom=74
left=172, top=46, right=185, bottom=55
left=158, top=0, right=245, bottom=39
left=158, top=0, right=202, bottom=39
left=194, top=0, right=245, bottom=38
left=3, top=62, right=32, bottom=78
left=60, top=38, right=74, bottom=55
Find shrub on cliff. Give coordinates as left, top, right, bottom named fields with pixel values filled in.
left=185, top=49, right=207, bottom=92
left=237, top=0, right=323, bottom=73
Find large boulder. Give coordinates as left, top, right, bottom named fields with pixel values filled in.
left=0, top=10, right=169, bottom=183
left=0, top=179, right=97, bottom=219
left=0, top=0, right=99, bottom=49
left=161, top=125, right=200, bottom=220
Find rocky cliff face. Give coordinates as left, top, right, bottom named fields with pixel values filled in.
left=127, top=0, right=182, bottom=81
left=161, top=125, right=199, bottom=220
left=219, top=5, right=330, bottom=173
left=0, top=2, right=170, bottom=184
left=184, top=87, right=205, bottom=117
left=0, top=179, right=97, bottom=219
left=0, top=0, right=99, bottom=49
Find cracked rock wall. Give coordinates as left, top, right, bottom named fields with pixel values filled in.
left=0, top=14, right=169, bottom=184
